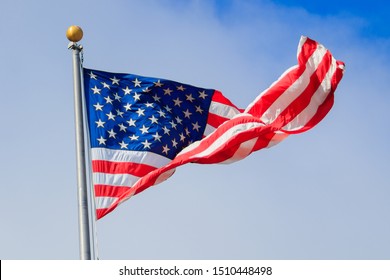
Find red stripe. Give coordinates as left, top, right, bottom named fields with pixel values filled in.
left=94, top=184, right=132, bottom=197
left=190, top=123, right=273, bottom=164
left=296, top=93, right=334, bottom=133
left=271, top=50, right=333, bottom=129
left=96, top=209, right=109, bottom=219
left=94, top=185, right=131, bottom=219
left=92, top=160, right=157, bottom=177
left=96, top=205, right=122, bottom=219
left=252, top=131, right=278, bottom=151
left=206, top=90, right=244, bottom=130
left=289, top=61, right=344, bottom=133
left=297, top=37, right=319, bottom=65
left=207, top=112, right=230, bottom=128
left=211, top=90, right=243, bottom=112
left=95, top=185, right=134, bottom=219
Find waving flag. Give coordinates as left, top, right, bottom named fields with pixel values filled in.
left=83, top=36, right=345, bottom=219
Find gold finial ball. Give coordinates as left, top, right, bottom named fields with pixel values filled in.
left=66, top=25, right=83, bottom=42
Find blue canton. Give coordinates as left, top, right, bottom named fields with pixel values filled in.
left=83, top=68, right=214, bottom=159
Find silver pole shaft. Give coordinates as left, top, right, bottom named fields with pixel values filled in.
left=69, top=42, right=92, bottom=260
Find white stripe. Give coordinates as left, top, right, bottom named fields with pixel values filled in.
left=154, top=169, right=176, bottom=185
left=282, top=57, right=337, bottom=131
left=95, top=196, right=118, bottom=210
left=91, top=147, right=171, bottom=168
left=297, top=36, right=308, bottom=58
left=266, top=131, right=289, bottom=148
left=258, top=45, right=327, bottom=124
left=181, top=114, right=253, bottom=157
left=245, top=65, right=298, bottom=113
left=93, top=172, right=139, bottom=187
left=204, top=100, right=240, bottom=136
left=177, top=138, right=202, bottom=156
left=209, top=100, right=240, bottom=119
left=189, top=121, right=265, bottom=160
left=220, top=138, right=258, bottom=164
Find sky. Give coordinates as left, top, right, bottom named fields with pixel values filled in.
left=0, top=0, right=389, bottom=260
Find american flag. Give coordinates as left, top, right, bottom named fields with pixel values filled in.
left=83, top=36, right=345, bottom=219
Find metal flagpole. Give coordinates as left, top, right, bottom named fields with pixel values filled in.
left=67, top=25, right=92, bottom=260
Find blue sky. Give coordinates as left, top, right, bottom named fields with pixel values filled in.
left=0, top=0, right=389, bottom=260
left=273, top=0, right=390, bottom=37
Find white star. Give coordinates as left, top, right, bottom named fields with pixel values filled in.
left=107, top=129, right=117, bottom=138
left=152, top=94, right=161, bottom=102
left=172, top=138, right=178, bottom=148
left=154, top=80, right=163, bottom=87
left=175, top=116, right=183, bottom=125
left=157, top=109, right=166, bottom=118
left=116, top=109, right=124, bottom=118
left=127, top=118, right=136, bottom=127
left=97, top=136, right=106, bottom=145
left=179, top=133, right=186, bottom=142
left=91, top=86, right=101, bottom=94
left=136, top=108, right=145, bottom=116
left=139, top=125, right=149, bottom=134
left=110, top=76, right=120, bottom=85
left=93, top=103, right=104, bottom=111
left=162, top=145, right=170, bottom=155
left=183, top=109, right=192, bottom=119
left=129, top=134, right=139, bottom=141
left=106, top=111, right=116, bottom=120
left=113, top=92, right=121, bottom=101
left=195, top=105, right=204, bottom=114
left=95, top=119, right=105, bottom=128
left=163, top=88, right=173, bottom=95
left=143, top=87, right=151, bottom=93
left=104, top=96, right=114, bottom=104
left=133, top=92, right=141, bottom=101
left=152, top=132, right=162, bottom=142
left=186, top=94, right=195, bottom=102
left=119, top=141, right=128, bottom=149
left=118, top=123, right=127, bottom=132
left=176, top=85, right=186, bottom=91
left=173, top=97, right=183, bottom=107
left=123, top=86, right=132, bottom=95
left=185, top=128, right=191, bottom=136
left=170, top=120, right=177, bottom=129
left=145, top=102, right=154, bottom=108
left=149, top=115, right=158, bottom=124
left=101, top=82, right=110, bottom=89
left=89, top=72, right=97, bottom=80
left=123, top=103, right=132, bottom=111
left=141, top=139, right=151, bottom=149
left=199, top=90, right=208, bottom=99
left=164, top=105, right=172, bottom=113
left=162, top=126, right=170, bottom=135
left=132, top=78, right=142, bottom=87
left=192, top=121, right=201, bottom=132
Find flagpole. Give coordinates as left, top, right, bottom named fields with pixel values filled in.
left=67, top=25, right=92, bottom=260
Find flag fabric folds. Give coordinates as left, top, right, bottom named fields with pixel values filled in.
left=83, top=36, right=345, bottom=219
